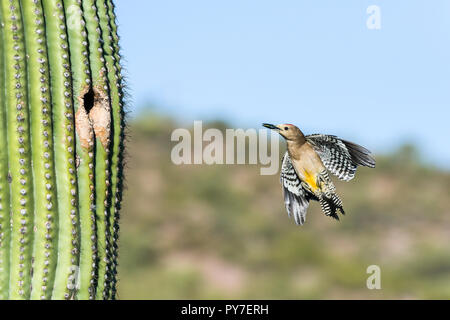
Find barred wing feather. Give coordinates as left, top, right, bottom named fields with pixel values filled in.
left=306, top=134, right=375, bottom=181
left=280, top=152, right=316, bottom=225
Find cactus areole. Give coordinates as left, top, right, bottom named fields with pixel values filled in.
left=0, top=0, right=125, bottom=300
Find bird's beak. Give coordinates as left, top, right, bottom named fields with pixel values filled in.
left=262, top=123, right=280, bottom=131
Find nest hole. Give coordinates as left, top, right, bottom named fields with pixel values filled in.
left=83, top=88, right=95, bottom=113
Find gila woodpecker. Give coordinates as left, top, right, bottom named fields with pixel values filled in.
left=263, top=123, right=375, bottom=225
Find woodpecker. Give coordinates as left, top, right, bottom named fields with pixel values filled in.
left=263, top=123, right=375, bottom=225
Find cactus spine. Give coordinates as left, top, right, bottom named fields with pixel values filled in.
left=0, top=0, right=124, bottom=300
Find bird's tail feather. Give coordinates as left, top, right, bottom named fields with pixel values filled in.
left=319, top=193, right=345, bottom=220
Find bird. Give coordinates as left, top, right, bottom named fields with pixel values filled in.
left=262, top=123, right=375, bottom=225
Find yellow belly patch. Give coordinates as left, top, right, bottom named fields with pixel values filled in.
left=303, top=170, right=319, bottom=192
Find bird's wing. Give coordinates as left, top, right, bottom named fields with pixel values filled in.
left=306, top=134, right=376, bottom=181
left=280, top=152, right=315, bottom=225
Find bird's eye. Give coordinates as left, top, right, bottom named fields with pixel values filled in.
left=284, top=127, right=289, bottom=130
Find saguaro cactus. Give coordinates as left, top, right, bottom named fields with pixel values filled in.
left=0, top=0, right=125, bottom=300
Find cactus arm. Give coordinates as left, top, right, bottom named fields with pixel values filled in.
left=98, top=0, right=125, bottom=299
left=1, top=0, right=35, bottom=300
left=37, top=0, right=79, bottom=300
left=21, top=0, right=59, bottom=300
left=82, top=0, right=112, bottom=300
left=0, top=3, right=11, bottom=301
left=63, top=0, right=97, bottom=300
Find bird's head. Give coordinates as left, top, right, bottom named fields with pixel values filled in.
left=262, top=123, right=304, bottom=141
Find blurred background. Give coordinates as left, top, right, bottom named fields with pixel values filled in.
left=114, top=1, right=450, bottom=299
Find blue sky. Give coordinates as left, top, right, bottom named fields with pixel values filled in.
left=115, top=0, right=450, bottom=168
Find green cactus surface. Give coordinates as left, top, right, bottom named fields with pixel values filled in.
left=0, top=0, right=124, bottom=300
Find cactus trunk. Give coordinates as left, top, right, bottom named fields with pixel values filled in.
left=0, top=0, right=124, bottom=300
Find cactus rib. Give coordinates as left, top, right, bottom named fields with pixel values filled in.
left=0, top=3, right=11, bottom=301
left=22, top=0, right=60, bottom=300
left=63, top=0, right=97, bottom=300
left=1, top=0, right=35, bottom=300
left=40, top=0, right=80, bottom=300
left=101, top=0, right=125, bottom=300
left=82, top=0, right=112, bottom=300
